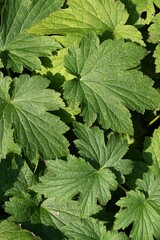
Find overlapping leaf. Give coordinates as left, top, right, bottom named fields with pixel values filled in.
left=114, top=171, right=160, bottom=240
left=64, top=32, right=160, bottom=134
left=29, top=0, right=144, bottom=47
left=143, top=126, right=160, bottom=177
left=74, top=123, right=133, bottom=183
left=121, top=0, right=160, bottom=25
left=31, top=124, right=132, bottom=216
left=62, top=218, right=129, bottom=240
left=0, top=220, right=41, bottom=239
left=0, top=0, right=64, bottom=72
left=0, top=73, right=69, bottom=159
left=148, top=13, right=160, bottom=73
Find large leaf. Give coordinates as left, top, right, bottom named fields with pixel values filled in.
left=32, top=155, right=117, bottom=217
left=0, top=73, right=69, bottom=159
left=0, top=0, right=64, bottom=72
left=28, top=0, right=144, bottom=47
left=31, top=126, right=131, bottom=216
left=0, top=220, right=41, bottom=239
left=62, top=218, right=129, bottom=240
left=64, top=32, right=160, bottom=134
left=74, top=123, right=133, bottom=183
left=114, top=171, right=160, bottom=240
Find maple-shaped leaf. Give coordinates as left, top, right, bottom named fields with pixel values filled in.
left=148, top=13, right=160, bottom=73
left=0, top=73, right=69, bottom=160
left=64, top=32, right=160, bottom=134
left=0, top=0, right=64, bottom=72
left=114, top=171, right=160, bottom=240
left=28, top=0, right=144, bottom=47
left=74, top=123, right=133, bottom=183
left=61, top=218, right=129, bottom=240
left=0, top=220, right=41, bottom=239
left=31, top=154, right=117, bottom=217
left=143, top=126, right=160, bottom=177
left=121, top=0, right=160, bottom=25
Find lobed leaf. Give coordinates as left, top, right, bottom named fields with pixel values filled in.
left=0, top=73, right=69, bottom=160
left=64, top=32, right=160, bottom=134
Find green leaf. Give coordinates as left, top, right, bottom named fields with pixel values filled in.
left=3, top=155, right=40, bottom=222
left=121, top=0, right=159, bottom=25
left=143, top=127, right=160, bottom=177
left=36, top=48, right=73, bottom=81
left=74, top=123, right=133, bottom=183
left=0, top=0, right=64, bottom=72
left=62, top=218, right=129, bottom=240
left=40, top=198, right=81, bottom=229
left=114, top=171, right=160, bottom=240
left=0, top=220, right=41, bottom=239
left=148, top=13, right=160, bottom=73
left=64, top=33, right=160, bottom=134
left=0, top=73, right=69, bottom=160
left=28, top=0, right=144, bottom=46
left=32, top=155, right=117, bottom=217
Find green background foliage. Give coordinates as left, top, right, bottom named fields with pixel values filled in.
left=0, top=0, right=160, bottom=239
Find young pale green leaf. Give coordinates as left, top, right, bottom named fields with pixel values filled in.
left=0, top=0, right=64, bottom=72
left=0, top=73, right=69, bottom=160
left=114, top=172, right=160, bottom=240
left=121, top=0, right=159, bottom=25
left=0, top=220, right=41, bottom=239
left=148, top=13, right=160, bottom=73
left=64, top=33, right=160, bottom=134
left=61, top=218, right=129, bottom=240
left=74, top=123, right=133, bottom=183
left=31, top=155, right=117, bottom=217
left=143, top=127, right=160, bottom=177
left=28, top=0, right=144, bottom=46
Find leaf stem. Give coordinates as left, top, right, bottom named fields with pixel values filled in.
left=148, top=115, right=160, bottom=126
left=7, top=68, right=12, bottom=81
left=118, top=184, right=127, bottom=193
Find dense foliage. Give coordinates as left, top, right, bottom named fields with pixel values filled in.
left=0, top=0, right=160, bottom=239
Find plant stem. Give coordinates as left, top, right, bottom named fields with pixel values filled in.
left=148, top=115, right=160, bottom=126
left=119, top=184, right=128, bottom=193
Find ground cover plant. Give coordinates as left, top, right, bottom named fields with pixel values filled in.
left=0, top=0, right=160, bottom=239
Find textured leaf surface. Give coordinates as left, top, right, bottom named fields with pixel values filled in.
left=114, top=172, right=160, bottom=240
left=0, top=220, right=41, bottom=239
left=0, top=73, right=69, bottom=159
left=0, top=0, right=64, bottom=72
left=148, top=13, right=160, bottom=73
left=40, top=198, right=81, bottom=229
left=64, top=33, right=160, bottom=134
left=143, top=127, right=160, bottom=177
left=62, top=218, right=129, bottom=240
left=32, top=155, right=117, bottom=217
left=29, top=0, right=144, bottom=46
left=74, top=123, right=133, bottom=183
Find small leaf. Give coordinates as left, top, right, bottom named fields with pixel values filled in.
left=114, top=171, right=160, bottom=240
